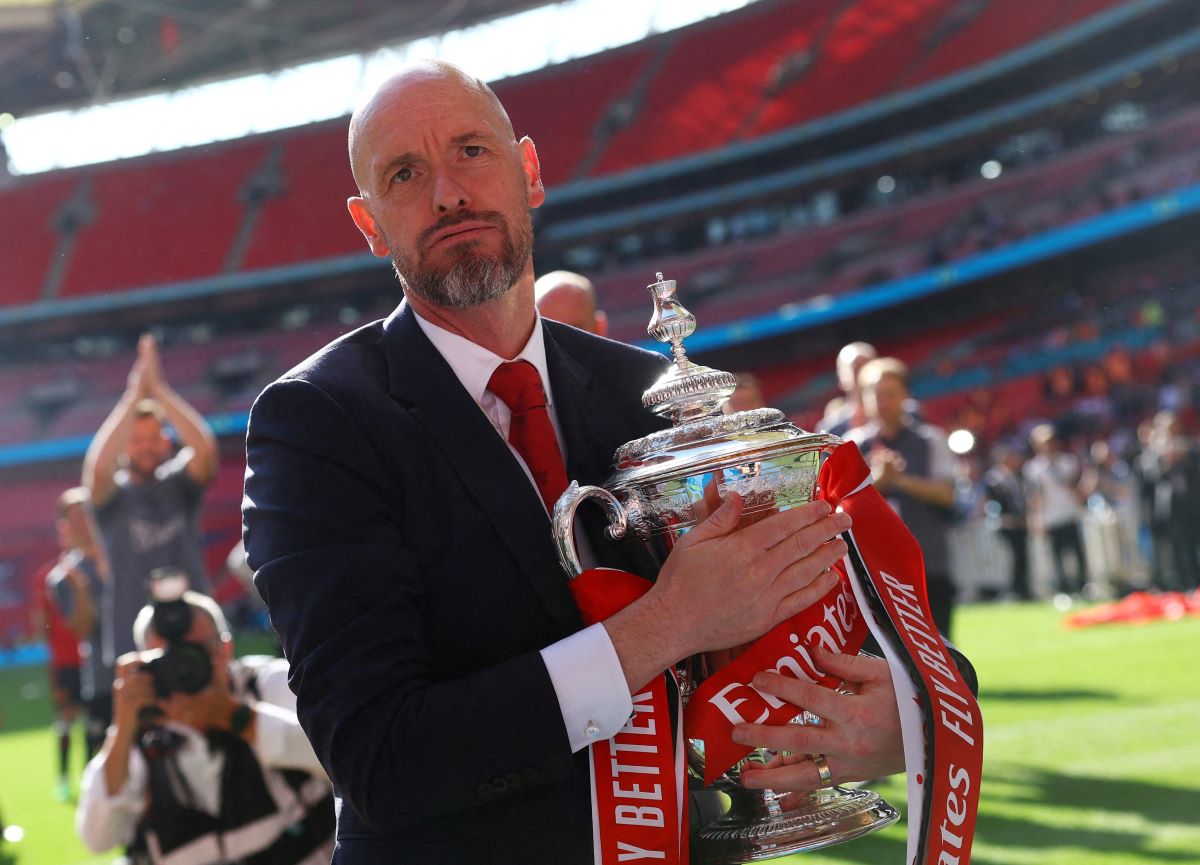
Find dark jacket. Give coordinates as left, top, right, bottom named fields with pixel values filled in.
left=243, top=302, right=668, bottom=864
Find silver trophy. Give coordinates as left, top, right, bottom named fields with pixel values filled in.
left=552, top=273, right=898, bottom=863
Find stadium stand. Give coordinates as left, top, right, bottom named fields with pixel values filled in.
left=0, top=172, right=81, bottom=306
left=57, top=139, right=271, bottom=298
left=239, top=125, right=363, bottom=270
left=494, top=42, right=660, bottom=185
left=0, top=0, right=1165, bottom=305
left=2, top=0, right=1197, bottom=623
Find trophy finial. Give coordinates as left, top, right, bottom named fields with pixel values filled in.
left=646, top=272, right=696, bottom=365
left=642, top=272, right=736, bottom=424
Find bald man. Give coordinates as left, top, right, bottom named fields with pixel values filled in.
left=820, top=341, right=877, bottom=436
left=535, top=270, right=608, bottom=336
left=243, top=62, right=903, bottom=864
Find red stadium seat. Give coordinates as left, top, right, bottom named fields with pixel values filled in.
left=58, top=139, right=269, bottom=297
left=0, top=173, right=80, bottom=306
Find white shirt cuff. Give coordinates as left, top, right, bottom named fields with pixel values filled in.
left=540, top=622, right=632, bottom=753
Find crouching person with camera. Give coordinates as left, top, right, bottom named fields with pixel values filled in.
left=76, top=590, right=335, bottom=865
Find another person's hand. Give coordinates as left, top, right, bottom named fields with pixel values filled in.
left=138, top=333, right=165, bottom=395
left=869, top=449, right=905, bottom=491
left=111, top=653, right=158, bottom=740
left=732, top=648, right=905, bottom=792
left=63, top=558, right=89, bottom=591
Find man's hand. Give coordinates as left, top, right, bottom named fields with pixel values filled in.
left=137, top=333, right=165, bottom=396
left=605, top=495, right=850, bottom=694
left=869, top=448, right=905, bottom=492
left=111, top=653, right=158, bottom=740
left=125, top=353, right=148, bottom=399
left=653, top=495, right=848, bottom=659
left=733, top=648, right=905, bottom=792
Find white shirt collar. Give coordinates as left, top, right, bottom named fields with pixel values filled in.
left=410, top=301, right=554, bottom=408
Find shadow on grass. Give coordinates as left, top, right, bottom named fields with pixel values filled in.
left=986, top=763, right=1200, bottom=836
left=980, top=687, right=1119, bottom=702
left=765, top=764, right=1200, bottom=864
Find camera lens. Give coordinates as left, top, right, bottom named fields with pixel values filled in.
left=145, top=642, right=214, bottom=698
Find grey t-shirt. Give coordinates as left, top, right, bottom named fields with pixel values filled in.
left=851, top=420, right=956, bottom=577
left=49, top=553, right=113, bottom=702
left=95, top=449, right=211, bottom=663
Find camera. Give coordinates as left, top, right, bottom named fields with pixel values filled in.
left=140, top=568, right=213, bottom=698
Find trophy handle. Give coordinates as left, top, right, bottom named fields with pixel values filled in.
left=552, top=481, right=629, bottom=578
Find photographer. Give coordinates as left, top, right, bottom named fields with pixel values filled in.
left=76, top=589, right=334, bottom=865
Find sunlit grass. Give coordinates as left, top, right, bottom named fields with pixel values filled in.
left=1, top=609, right=1196, bottom=864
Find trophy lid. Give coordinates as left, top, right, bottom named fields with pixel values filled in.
left=605, top=273, right=838, bottom=491
left=641, top=273, right=738, bottom=425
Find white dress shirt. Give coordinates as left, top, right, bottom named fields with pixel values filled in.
left=413, top=304, right=632, bottom=752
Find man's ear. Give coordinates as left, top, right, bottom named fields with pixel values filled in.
left=518, top=137, right=545, bottom=209
left=347, top=197, right=391, bottom=258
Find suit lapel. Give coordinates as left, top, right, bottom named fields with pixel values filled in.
left=381, top=304, right=581, bottom=633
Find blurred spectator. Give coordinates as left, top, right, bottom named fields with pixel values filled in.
left=1082, top=439, right=1142, bottom=589
left=29, top=490, right=88, bottom=800
left=983, top=445, right=1033, bottom=600
left=534, top=270, right=609, bottom=336
left=76, top=592, right=334, bottom=864
left=82, top=334, right=217, bottom=670
left=821, top=341, right=877, bottom=436
left=724, top=372, right=767, bottom=413
left=1025, top=424, right=1091, bottom=598
left=45, top=488, right=113, bottom=775
left=1142, top=411, right=1200, bottom=589
left=850, top=358, right=958, bottom=636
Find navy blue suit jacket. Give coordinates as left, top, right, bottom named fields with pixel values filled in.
left=243, top=302, right=669, bottom=863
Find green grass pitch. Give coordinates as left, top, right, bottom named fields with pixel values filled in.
left=0, top=604, right=1196, bottom=865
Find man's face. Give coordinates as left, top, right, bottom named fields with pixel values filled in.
left=837, top=349, right=874, bottom=395
left=348, top=69, right=544, bottom=310
left=865, top=373, right=907, bottom=427
left=127, top=415, right=170, bottom=479
left=536, top=284, right=601, bottom=334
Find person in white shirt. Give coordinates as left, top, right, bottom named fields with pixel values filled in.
left=76, top=591, right=333, bottom=865
left=1025, top=424, right=1091, bottom=596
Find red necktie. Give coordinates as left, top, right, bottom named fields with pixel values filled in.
left=487, top=360, right=569, bottom=514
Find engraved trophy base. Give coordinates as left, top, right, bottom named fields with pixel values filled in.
left=695, top=785, right=900, bottom=864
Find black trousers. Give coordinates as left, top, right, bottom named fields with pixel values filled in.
left=999, top=527, right=1031, bottom=599
left=1047, top=521, right=1088, bottom=594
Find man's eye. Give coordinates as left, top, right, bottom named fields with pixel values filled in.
left=464, top=145, right=483, bottom=158
left=394, top=167, right=413, bottom=183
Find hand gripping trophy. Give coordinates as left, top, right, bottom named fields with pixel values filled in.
left=553, top=274, right=900, bottom=863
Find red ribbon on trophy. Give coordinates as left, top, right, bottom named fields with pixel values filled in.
left=683, top=442, right=984, bottom=865
left=570, top=569, right=689, bottom=865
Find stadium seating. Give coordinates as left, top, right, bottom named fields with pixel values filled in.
left=58, top=139, right=270, bottom=298
left=240, top=125, right=363, bottom=270
left=0, top=0, right=1149, bottom=305
left=495, top=42, right=658, bottom=186
left=902, top=0, right=1129, bottom=88
left=0, top=172, right=80, bottom=306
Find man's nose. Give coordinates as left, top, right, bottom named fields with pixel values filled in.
left=432, top=169, right=470, bottom=213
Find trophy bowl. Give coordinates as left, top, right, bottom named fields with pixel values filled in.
left=552, top=274, right=898, bottom=863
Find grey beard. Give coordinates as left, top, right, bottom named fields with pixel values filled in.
left=396, top=217, right=532, bottom=310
